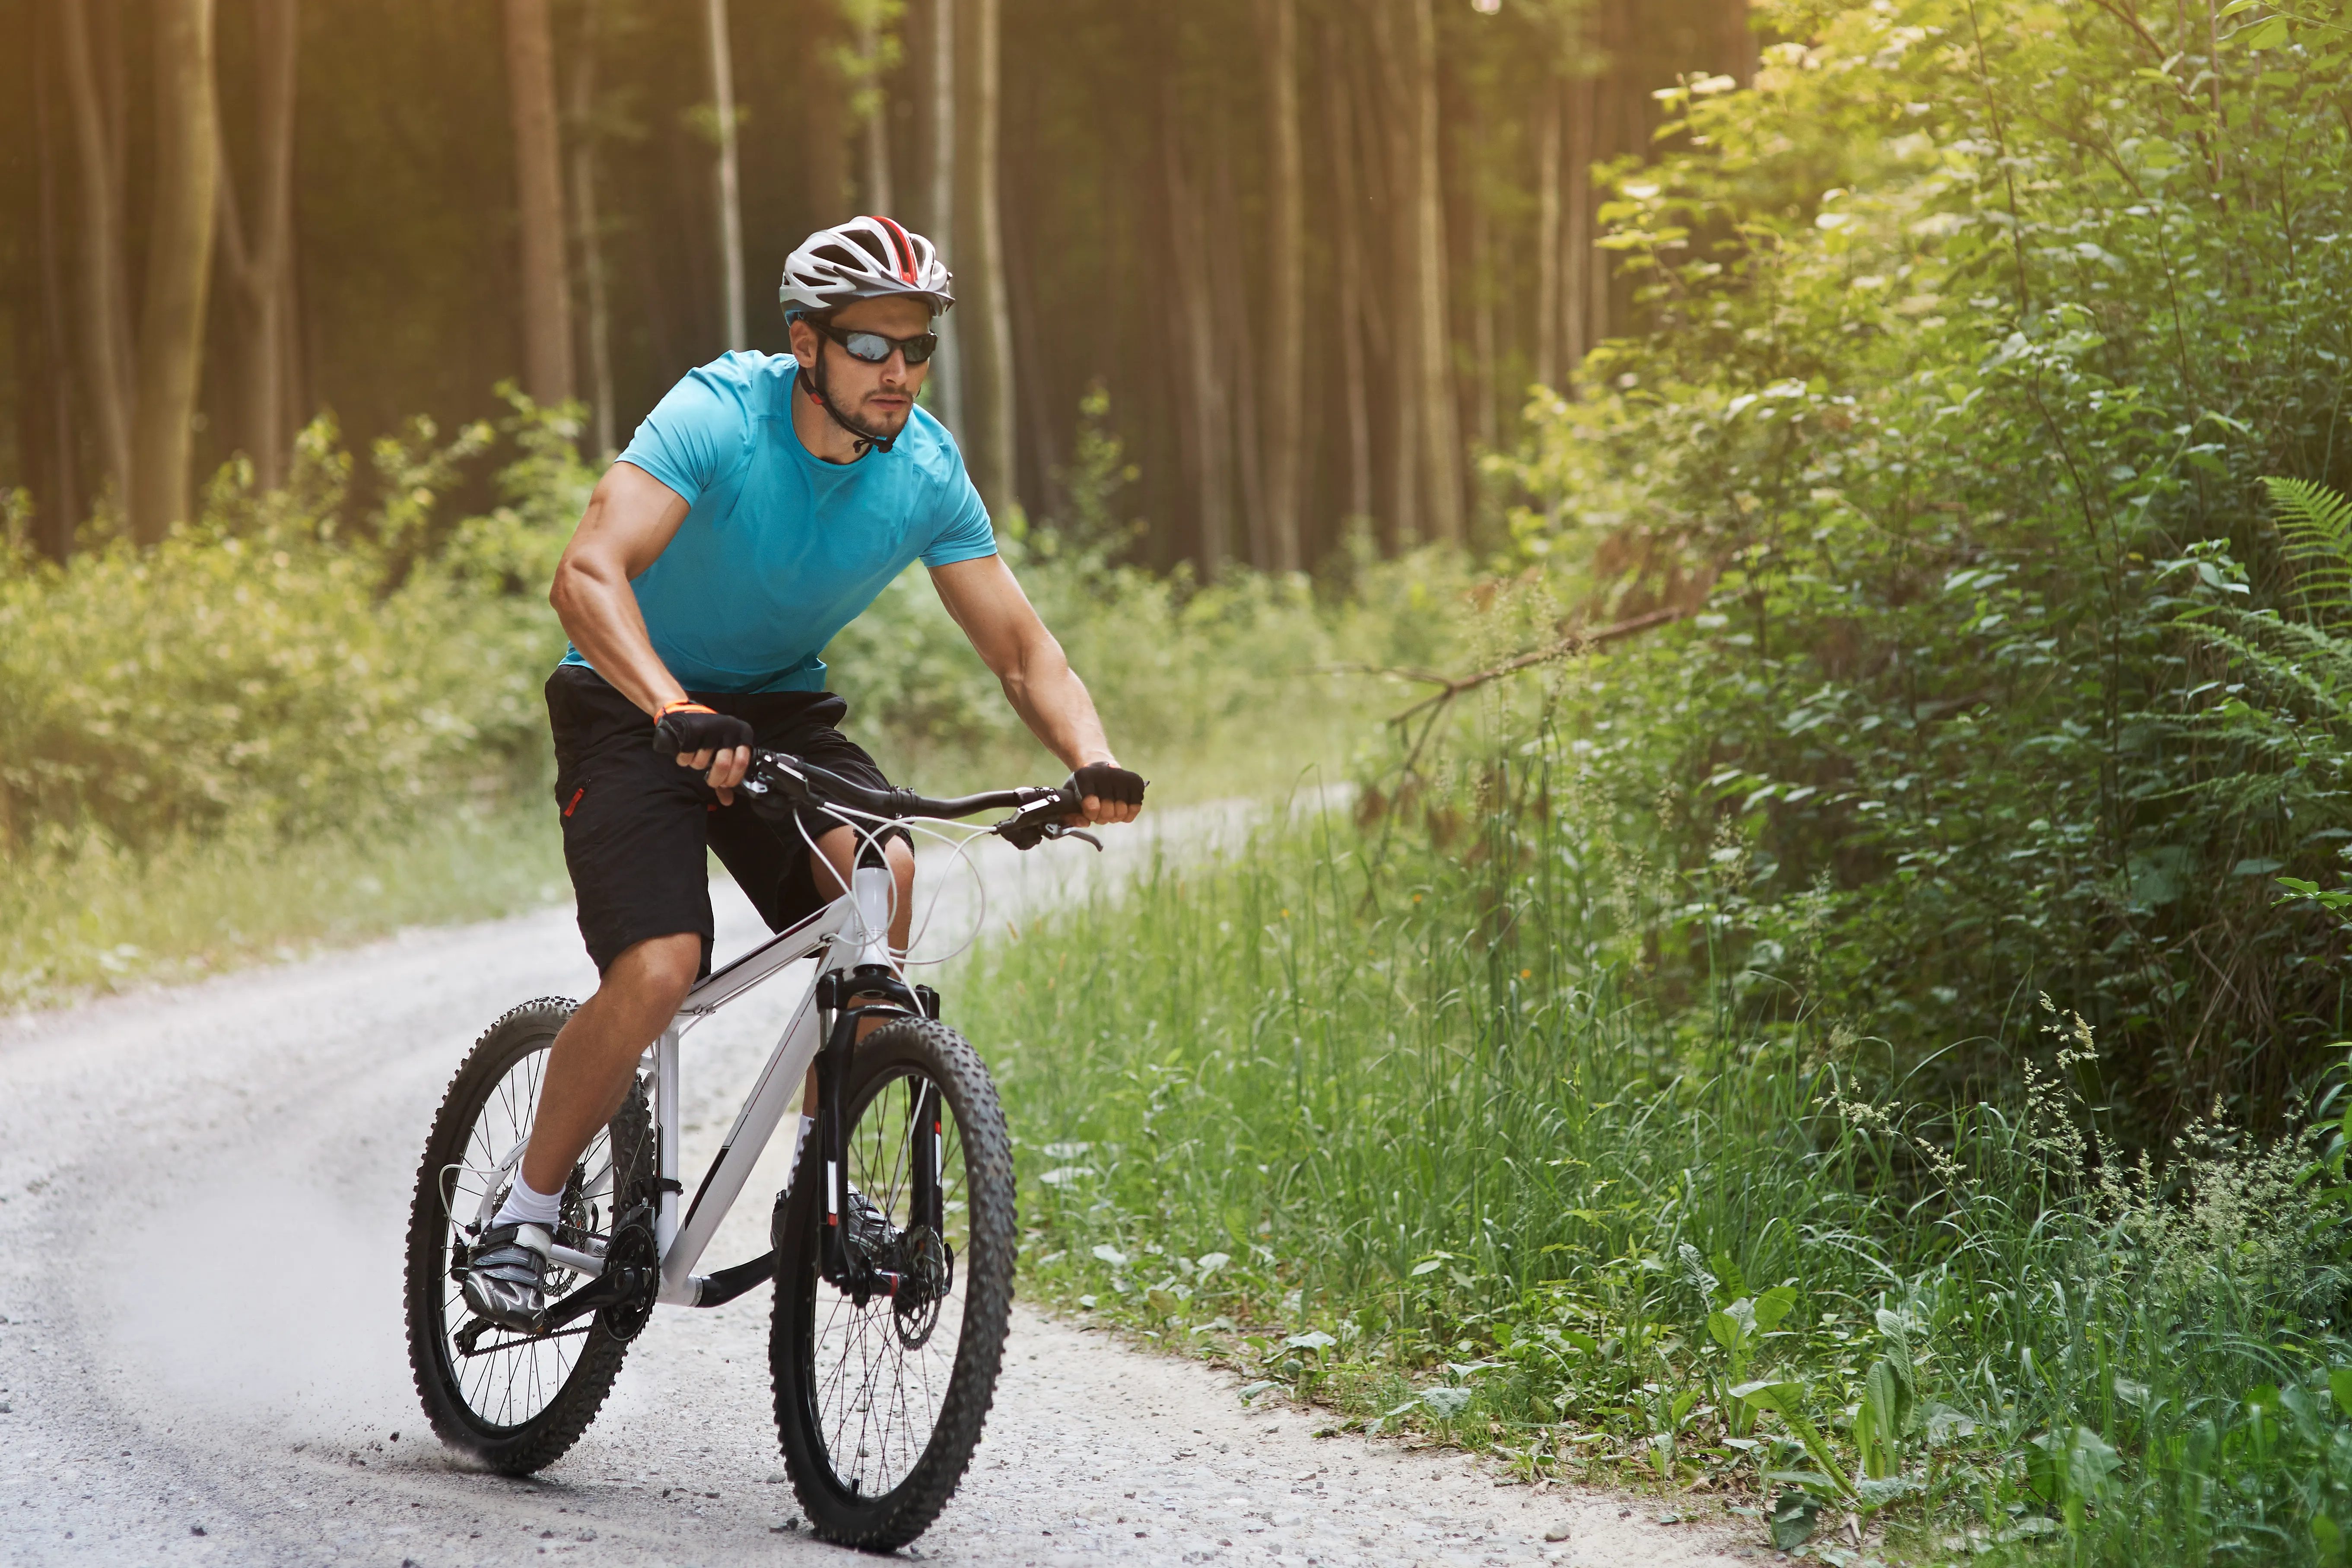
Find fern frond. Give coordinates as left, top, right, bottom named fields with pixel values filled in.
left=2264, top=476, right=2352, bottom=622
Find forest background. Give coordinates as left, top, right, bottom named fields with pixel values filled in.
left=11, top=0, right=2352, bottom=1562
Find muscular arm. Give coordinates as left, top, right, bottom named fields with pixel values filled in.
left=549, top=461, right=751, bottom=796
left=928, top=554, right=1140, bottom=826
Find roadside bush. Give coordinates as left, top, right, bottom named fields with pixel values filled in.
left=1487, top=0, right=2352, bottom=1134
left=0, top=409, right=580, bottom=858
left=0, top=394, right=1460, bottom=1003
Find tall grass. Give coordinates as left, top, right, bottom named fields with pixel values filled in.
left=967, top=709, right=2352, bottom=1563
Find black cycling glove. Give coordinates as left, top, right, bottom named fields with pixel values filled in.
left=1067, top=763, right=1147, bottom=812
left=652, top=700, right=755, bottom=758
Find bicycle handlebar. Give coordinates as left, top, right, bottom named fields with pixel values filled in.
left=736, top=749, right=1093, bottom=849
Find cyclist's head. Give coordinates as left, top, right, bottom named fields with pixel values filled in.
left=779, top=216, right=954, bottom=324
left=781, top=218, right=952, bottom=457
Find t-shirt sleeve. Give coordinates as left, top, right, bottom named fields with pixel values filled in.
left=918, top=460, right=999, bottom=569
left=616, top=366, right=746, bottom=509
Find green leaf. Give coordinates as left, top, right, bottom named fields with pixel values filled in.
left=1753, top=1285, right=1799, bottom=1330
left=1770, top=1488, right=1820, bottom=1550
left=1732, top=1382, right=1854, bottom=1495
left=1421, top=1386, right=1474, bottom=1419
left=2329, top=1366, right=2352, bottom=1418
left=1866, top=1358, right=1914, bottom=1443
left=2241, top=15, right=2292, bottom=48
left=2265, top=478, right=2352, bottom=620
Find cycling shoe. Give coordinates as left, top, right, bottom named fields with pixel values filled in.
left=459, top=1221, right=554, bottom=1333
left=841, top=1186, right=899, bottom=1262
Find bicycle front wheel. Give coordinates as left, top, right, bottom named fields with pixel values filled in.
left=770, top=1017, right=1016, bottom=1549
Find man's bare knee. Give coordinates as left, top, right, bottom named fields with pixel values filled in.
left=604, top=932, right=702, bottom=1014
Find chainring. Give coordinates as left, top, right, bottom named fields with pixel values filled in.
left=598, top=1207, right=660, bottom=1343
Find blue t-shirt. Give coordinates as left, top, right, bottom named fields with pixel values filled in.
left=560, top=351, right=998, bottom=693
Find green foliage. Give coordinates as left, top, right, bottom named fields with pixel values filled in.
left=2266, top=478, right=2352, bottom=624
left=1487, top=0, right=2352, bottom=1134
left=0, top=405, right=574, bottom=860
left=0, top=391, right=1463, bottom=1003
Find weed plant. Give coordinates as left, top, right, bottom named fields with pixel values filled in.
left=969, top=697, right=2352, bottom=1564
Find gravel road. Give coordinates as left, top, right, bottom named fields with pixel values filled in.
left=0, top=807, right=1750, bottom=1567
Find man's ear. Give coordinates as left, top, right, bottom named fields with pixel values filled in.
left=788, top=317, right=820, bottom=369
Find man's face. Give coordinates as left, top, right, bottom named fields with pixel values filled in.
left=790, top=294, right=934, bottom=440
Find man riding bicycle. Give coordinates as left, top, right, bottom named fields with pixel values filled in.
left=463, top=216, right=1145, bottom=1333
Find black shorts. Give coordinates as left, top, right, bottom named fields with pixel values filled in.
left=546, top=665, right=910, bottom=976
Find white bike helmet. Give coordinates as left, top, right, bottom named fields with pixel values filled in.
left=778, top=216, right=955, bottom=321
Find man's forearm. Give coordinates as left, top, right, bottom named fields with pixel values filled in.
left=1000, top=651, right=1116, bottom=771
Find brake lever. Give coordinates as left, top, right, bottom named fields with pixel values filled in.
left=1041, top=822, right=1103, bottom=852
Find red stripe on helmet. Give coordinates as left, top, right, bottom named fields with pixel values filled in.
left=871, top=215, right=919, bottom=283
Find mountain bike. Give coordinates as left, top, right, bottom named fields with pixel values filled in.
left=401, top=749, right=1099, bottom=1550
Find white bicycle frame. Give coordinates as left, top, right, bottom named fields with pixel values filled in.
left=525, top=860, right=902, bottom=1310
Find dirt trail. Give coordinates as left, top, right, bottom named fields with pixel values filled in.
left=0, top=805, right=1747, bottom=1566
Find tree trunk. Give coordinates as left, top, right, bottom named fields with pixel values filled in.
left=857, top=6, right=894, bottom=213
left=34, top=9, right=82, bottom=557
left=1325, top=18, right=1372, bottom=539
left=923, top=0, right=962, bottom=434
left=707, top=0, right=746, bottom=350
left=1162, top=79, right=1230, bottom=574
left=504, top=0, right=576, bottom=401
left=1566, top=70, right=1597, bottom=374
left=1406, top=0, right=1462, bottom=545
left=1533, top=78, right=1561, bottom=393
left=798, top=0, right=849, bottom=238
left=1255, top=0, right=1303, bottom=572
left=569, top=0, right=616, bottom=456
left=1325, top=18, right=1373, bottom=538
left=1468, top=101, right=1497, bottom=454
left=131, top=0, right=220, bottom=544
left=214, top=0, right=299, bottom=488
left=1718, top=0, right=1757, bottom=87
left=956, top=0, right=1016, bottom=519
left=1369, top=1, right=1419, bottom=549
left=57, top=0, right=134, bottom=512
left=1211, top=126, right=1269, bottom=567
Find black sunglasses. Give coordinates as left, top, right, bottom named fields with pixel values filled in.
left=812, top=319, right=940, bottom=366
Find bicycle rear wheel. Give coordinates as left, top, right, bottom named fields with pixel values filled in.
left=403, top=998, right=654, bottom=1474
left=770, top=1017, right=1016, bottom=1549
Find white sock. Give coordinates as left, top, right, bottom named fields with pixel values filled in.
left=493, top=1167, right=565, bottom=1230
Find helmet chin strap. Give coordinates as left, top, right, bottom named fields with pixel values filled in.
left=803, top=343, right=899, bottom=457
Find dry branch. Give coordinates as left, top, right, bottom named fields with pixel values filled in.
left=1324, top=603, right=1694, bottom=727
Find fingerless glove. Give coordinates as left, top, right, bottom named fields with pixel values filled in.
left=651, top=700, right=755, bottom=757
left=1068, top=763, right=1147, bottom=809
